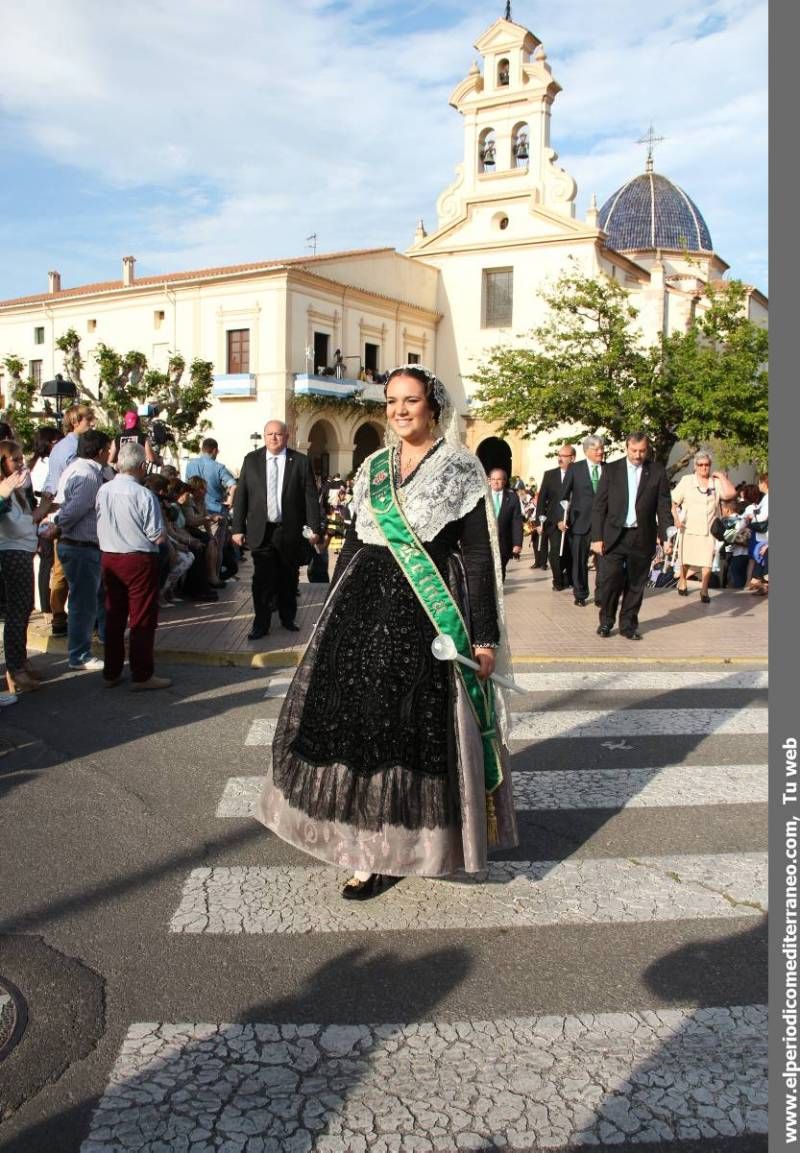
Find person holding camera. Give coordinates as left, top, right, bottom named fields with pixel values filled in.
left=670, top=451, right=736, bottom=603
left=108, top=411, right=157, bottom=469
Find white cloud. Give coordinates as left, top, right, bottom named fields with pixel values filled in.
left=0, top=0, right=767, bottom=293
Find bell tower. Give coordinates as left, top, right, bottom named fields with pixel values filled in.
left=423, top=14, right=577, bottom=237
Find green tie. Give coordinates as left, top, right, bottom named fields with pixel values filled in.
left=494, top=492, right=502, bottom=517
left=591, top=464, right=599, bottom=492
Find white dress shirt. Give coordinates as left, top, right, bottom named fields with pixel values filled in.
left=266, top=449, right=287, bottom=522
left=625, top=462, right=642, bottom=527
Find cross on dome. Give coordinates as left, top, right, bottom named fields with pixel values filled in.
left=504, top=1, right=511, bottom=20
left=636, top=125, right=666, bottom=173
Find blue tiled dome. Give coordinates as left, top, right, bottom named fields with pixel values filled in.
left=598, top=171, right=713, bottom=253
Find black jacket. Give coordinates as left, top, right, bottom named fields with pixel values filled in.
left=591, top=457, right=673, bottom=556
left=232, top=447, right=321, bottom=563
left=537, top=465, right=571, bottom=529
left=493, top=488, right=524, bottom=561
left=560, top=460, right=601, bottom=535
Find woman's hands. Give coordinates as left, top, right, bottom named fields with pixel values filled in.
left=473, top=646, right=496, bottom=681
left=0, top=469, right=28, bottom=500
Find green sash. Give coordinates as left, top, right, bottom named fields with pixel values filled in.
left=368, top=448, right=503, bottom=800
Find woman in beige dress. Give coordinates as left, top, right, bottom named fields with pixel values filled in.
left=671, top=451, right=736, bottom=602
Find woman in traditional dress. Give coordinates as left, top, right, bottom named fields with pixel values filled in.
left=258, top=366, right=517, bottom=899
left=671, top=451, right=736, bottom=602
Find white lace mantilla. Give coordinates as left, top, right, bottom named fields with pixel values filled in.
left=352, top=442, right=488, bottom=545
left=350, top=440, right=514, bottom=751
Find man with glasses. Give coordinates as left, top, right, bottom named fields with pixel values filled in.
left=536, top=444, right=576, bottom=591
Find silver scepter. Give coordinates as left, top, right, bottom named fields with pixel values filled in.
left=430, top=634, right=525, bottom=694
left=558, top=499, right=570, bottom=557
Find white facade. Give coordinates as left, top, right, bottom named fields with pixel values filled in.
left=0, top=15, right=766, bottom=484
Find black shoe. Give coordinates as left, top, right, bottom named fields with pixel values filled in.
left=51, top=625, right=67, bottom=637
left=342, top=874, right=382, bottom=901
left=574, top=598, right=588, bottom=607
left=700, top=594, right=710, bottom=604
left=677, top=586, right=690, bottom=597
left=281, top=620, right=300, bottom=632
left=597, top=625, right=612, bottom=638
left=552, top=583, right=565, bottom=592
left=620, top=629, right=643, bottom=640
left=247, top=625, right=270, bottom=640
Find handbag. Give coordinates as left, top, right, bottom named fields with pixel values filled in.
left=709, top=517, right=726, bottom=541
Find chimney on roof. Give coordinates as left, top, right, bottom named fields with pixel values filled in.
left=48, top=270, right=61, bottom=294
left=122, top=255, right=136, bottom=287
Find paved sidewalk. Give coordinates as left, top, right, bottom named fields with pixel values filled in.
left=27, top=554, right=768, bottom=669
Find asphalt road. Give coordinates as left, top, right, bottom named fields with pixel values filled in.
left=0, top=656, right=767, bottom=1153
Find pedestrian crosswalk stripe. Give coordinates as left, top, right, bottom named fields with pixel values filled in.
left=245, top=719, right=276, bottom=746
left=169, top=852, right=766, bottom=935
left=215, top=763, right=768, bottom=819
left=244, top=707, right=767, bottom=747
left=510, top=708, right=766, bottom=739
left=513, top=763, right=767, bottom=808
left=81, top=1005, right=767, bottom=1150
left=497, top=670, right=768, bottom=692
left=257, top=670, right=768, bottom=702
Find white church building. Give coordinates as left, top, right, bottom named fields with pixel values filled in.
left=0, top=14, right=767, bottom=481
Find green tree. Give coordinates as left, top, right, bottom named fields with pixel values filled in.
left=59, top=331, right=212, bottom=452
left=1, top=355, right=41, bottom=451
left=471, top=268, right=768, bottom=474
left=142, top=356, right=213, bottom=453
left=94, top=343, right=149, bottom=426
left=661, top=281, right=768, bottom=472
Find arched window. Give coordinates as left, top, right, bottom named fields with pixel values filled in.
left=479, top=128, right=497, bottom=173
left=497, top=58, right=510, bottom=86
left=512, top=122, right=529, bottom=168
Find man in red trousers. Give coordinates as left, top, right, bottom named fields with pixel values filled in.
left=96, top=441, right=171, bottom=690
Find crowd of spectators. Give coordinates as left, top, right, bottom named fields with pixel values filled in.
left=0, top=410, right=243, bottom=703
left=0, top=404, right=770, bottom=705
left=509, top=458, right=768, bottom=601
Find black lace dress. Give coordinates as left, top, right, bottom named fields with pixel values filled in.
left=258, top=443, right=518, bottom=876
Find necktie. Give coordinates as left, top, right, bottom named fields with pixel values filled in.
left=591, top=464, right=599, bottom=492
left=494, top=492, right=502, bottom=517
left=268, top=456, right=280, bottom=522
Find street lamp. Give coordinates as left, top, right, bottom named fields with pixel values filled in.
left=250, top=431, right=262, bottom=449
left=40, top=374, right=78, bottom=415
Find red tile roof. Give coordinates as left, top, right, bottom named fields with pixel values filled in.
left=0, top=247, right=396, bottom=308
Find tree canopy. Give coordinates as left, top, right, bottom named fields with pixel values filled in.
left=470, top=268, right=768, bottom=474
left=9, top=330, right=215, bottom=453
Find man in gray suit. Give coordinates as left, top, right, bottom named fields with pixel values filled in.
left=232, top=421, right=321, bottom=639
left=559, top=434, right=605, bottom=606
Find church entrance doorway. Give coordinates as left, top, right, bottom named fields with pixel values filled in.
left=308, top=419, right=337, bottom=479
left=476, top=436, right=512, bottom=478
left=352, top=422, right=382, bottom=472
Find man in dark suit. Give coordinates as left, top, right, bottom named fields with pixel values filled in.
left=591, top=432, right=673, bottom=640
left=537, top=444, right=575, bottom=590
left=232, top=420, right=321, bottom=639
left=559, top=434, right=606, bottom=607
left=488, top=468, right=523, bottom=580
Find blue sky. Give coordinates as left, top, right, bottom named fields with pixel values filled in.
left=0, top=0, right=767, bottom=301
